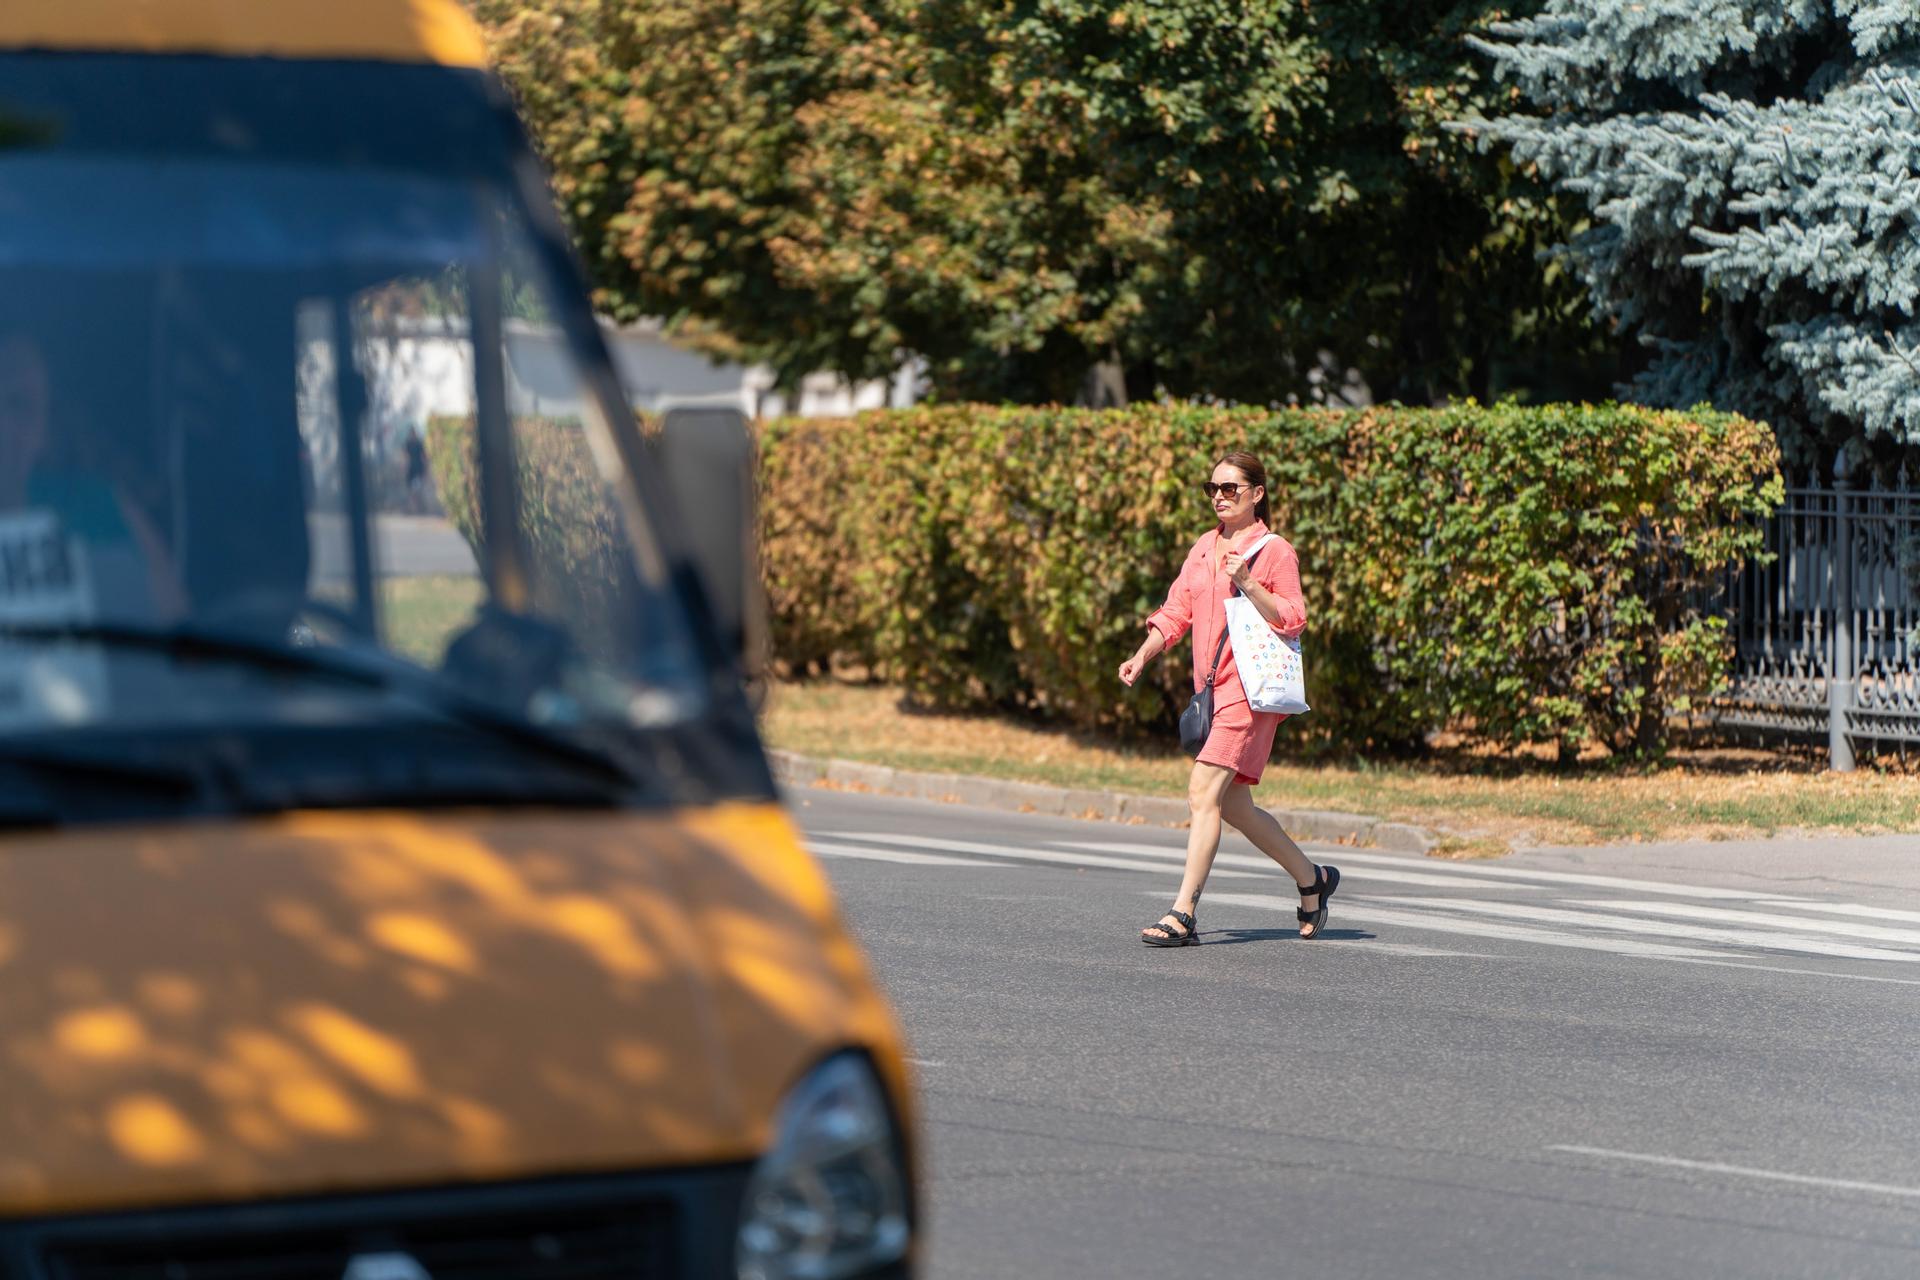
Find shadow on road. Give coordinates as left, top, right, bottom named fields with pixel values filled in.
left=1198, top=926, right=1375, bottom=946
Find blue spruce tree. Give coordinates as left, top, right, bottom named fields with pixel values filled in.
left=1463, top=1, right=1920, bottom=466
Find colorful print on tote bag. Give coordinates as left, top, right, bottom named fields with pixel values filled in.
left=1225, top=533, right=1310, bottom=716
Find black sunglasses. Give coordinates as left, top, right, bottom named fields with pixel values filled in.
left=1202, top=481, right=1255, bottom=500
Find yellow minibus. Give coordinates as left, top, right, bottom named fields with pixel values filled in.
left=0, top=3, right=914, bottom=1276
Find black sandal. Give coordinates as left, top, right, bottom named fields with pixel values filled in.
left=1296, top=864, right=1341, bottom=939
left=1142, top=903, right=1199, bottom=947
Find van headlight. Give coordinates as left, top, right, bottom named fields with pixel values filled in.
left=736, top=1052, right=912, bottom=1280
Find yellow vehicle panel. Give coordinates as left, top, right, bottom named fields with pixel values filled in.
left=0, top=0, right=486, bottom=66
left=0, top=804, right=906, bottom=1217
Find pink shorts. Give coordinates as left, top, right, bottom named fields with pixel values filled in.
left=1195, top=697, right=1285, bottom=785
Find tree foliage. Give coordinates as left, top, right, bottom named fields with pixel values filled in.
left=474, top=0, right=1604, bottom=404
left=1466, top=1, right=1920, bottom=464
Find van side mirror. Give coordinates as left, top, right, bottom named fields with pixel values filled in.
left=658, top=407, right=763, bottom=676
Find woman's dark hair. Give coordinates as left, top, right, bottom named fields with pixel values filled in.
left=1214, top=450, right=1272, bottom=524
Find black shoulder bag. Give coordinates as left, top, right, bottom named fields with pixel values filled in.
left=1177, top=627, right=1231, bottom=757
left=1175, top=540, right=1267, bottom=757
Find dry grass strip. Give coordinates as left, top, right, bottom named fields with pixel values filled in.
left=760, top=680, right=1920, bottom=849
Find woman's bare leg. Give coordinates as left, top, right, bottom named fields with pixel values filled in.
left=1220, top=784, right=1326, bottom=931
left=1142, top=761, right=1238, bottom=942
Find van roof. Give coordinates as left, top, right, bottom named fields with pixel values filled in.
left=0, top=0, right=488, bottom=68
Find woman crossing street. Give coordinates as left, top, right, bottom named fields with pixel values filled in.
left=1117, top=451, right=1339, bottom=946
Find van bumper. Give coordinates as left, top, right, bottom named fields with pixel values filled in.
left=0, top=1162, right=907, bottom=1279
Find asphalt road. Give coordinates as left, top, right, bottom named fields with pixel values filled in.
left=791, top=790, right=1920, bottom=1280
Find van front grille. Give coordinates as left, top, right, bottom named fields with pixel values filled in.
left=39, top=1205, right=683, bottom=1280
left=42, top=1199, right=676, bottom=1280
left=10, top=1167, right=754, bottom=1280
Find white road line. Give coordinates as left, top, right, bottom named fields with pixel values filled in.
left=1547, top=1145, right=1920, bottom=1200
left=1047, top=838, right=1273, bottom=873
left=1065, top=841, right=1775, bottom=901
left=1748, top=901, right=1920, bottom=926
left=1326, top=853, right=1779, bottom=901
left=819, top=827, right=1920, bottom=970
left=807, top=841, right=998, bottom=868
left=1050, top=841, right=1545, bottom=891
left=856, top=831, right=1533, bottom=892
left=817, top=831, right=1267, bottom=880
left=829, top=829, right=1547, bottom=891
left=1209, top=893, right=1920, bottom=978
left=1329, top=867, right=1558, bottom=891
left=1057, top=838, right=1324, bottom=858
left=1201, top=893, right=1731, bottom=961
left=1566, top=899, right=1920, bottom=948
left=1366, top=895, right=1920, bottom=964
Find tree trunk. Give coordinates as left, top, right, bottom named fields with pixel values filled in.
left=1078, top=349, right=1129, bottom=409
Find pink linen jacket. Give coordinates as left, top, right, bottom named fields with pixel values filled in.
left=1145, top=521, right=1307, bottom=709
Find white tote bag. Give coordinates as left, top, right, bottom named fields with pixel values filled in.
left=1224, top=533, right=1310, bottom=716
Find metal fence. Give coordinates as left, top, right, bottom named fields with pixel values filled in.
left=1707, top=460, right=1920, bottom=769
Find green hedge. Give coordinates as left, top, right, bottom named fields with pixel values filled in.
left=758, top=403, right=1782, bottom=756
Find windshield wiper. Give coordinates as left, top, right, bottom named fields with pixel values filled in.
left=0, top=621, right=645, bottom=794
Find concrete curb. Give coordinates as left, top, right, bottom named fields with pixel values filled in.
left=767, top=749, right=1439, bottom=853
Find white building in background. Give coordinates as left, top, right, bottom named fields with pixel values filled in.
left=342, top=313, right=919, bottom=448
left=367, top=315, right=920, bottom=430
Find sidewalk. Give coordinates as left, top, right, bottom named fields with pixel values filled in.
left=1503, top=832, right=1920, bottom=906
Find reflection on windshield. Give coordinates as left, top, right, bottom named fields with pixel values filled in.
left=0, top=153, right=706, bottom=757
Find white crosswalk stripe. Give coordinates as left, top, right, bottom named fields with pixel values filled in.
left=1056, top=838, right=1347, bottom=859
left=1364, top=895, right=1920, bottom=964
left=1045, top=840, right=1548, bottom=890
left=816, top=831, right=1271, bottom=880
left=807, top=841, right=998, bottom=868
left=1202, top=893, right=1732, bottom=961
left=810, top=826, right=1920, bottom=979
left=1302, top=850, right=1786, bottom=901
left=1054, top=840, right=1780, bottom=900
left=829, top=831, right=1542, bottom=891
left=1565, top=899, right=1920, bottom=947
left=1747, top=900, right=1920, bottom=926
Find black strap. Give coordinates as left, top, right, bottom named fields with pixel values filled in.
left=1308, top=866, right=1338, bottom=900
left=1200, top=627, right=1231, bottom=687
left=1147, top=910, right=1194, bottom=937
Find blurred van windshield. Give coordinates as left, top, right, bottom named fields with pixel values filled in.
left=0, top=55, right=722, bottom=820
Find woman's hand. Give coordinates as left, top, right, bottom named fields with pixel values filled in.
left=1223, top=549, right=1253, bottom=588
left=1121, top=626, right=1166, bottom=687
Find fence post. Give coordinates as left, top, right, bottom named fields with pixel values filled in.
left=1830, top=453, right=1857, bottom=772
